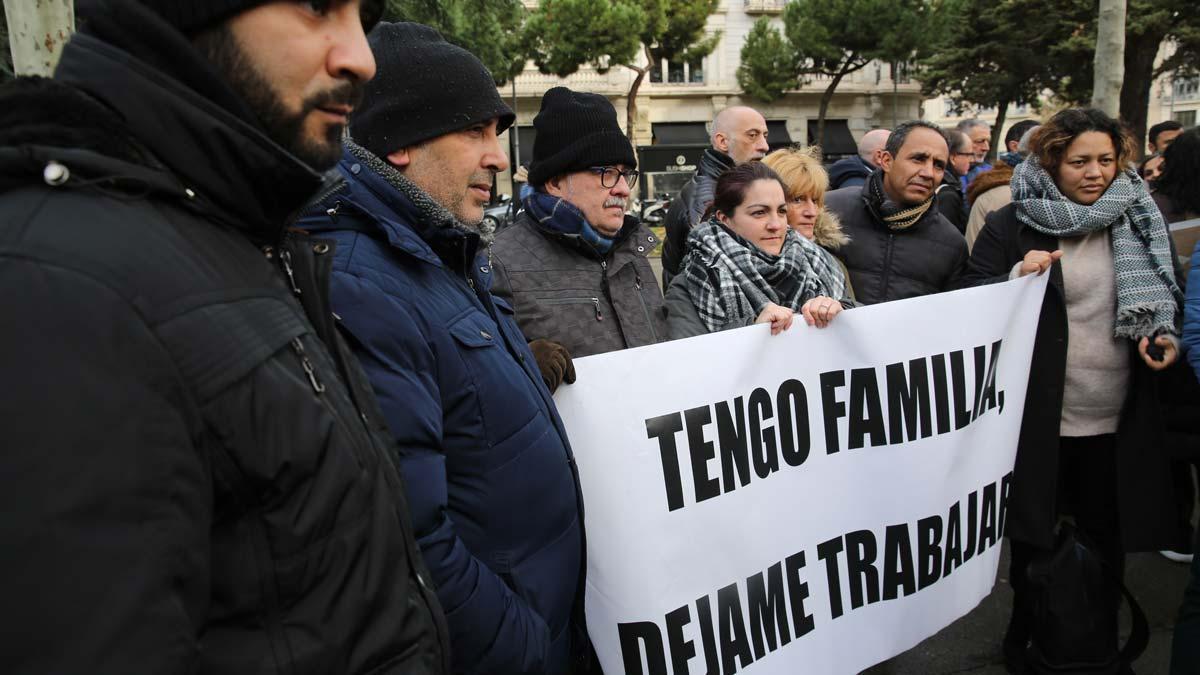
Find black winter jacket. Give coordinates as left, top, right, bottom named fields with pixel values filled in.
left=661, top=149, right=735, bottom=285
left=962, top=203, right=1188, bottom=551
left=825, top=184, right=968, bottom=305
left=0, top=15, right=449, bottom=675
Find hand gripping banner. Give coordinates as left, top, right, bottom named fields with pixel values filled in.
left=553, top=274, right=1050, bottom=675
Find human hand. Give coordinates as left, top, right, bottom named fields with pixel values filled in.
left=1138, top=335, right=1177, bottom=371
left=528, top=339, right=576, bottom=392
left=800, top=296, right=843, bottom=328
left=1019, top=250, right=1064, bottom=277
left=755, top=303, right=794, bottom=335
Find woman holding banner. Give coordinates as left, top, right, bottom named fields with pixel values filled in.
left=664, top=162, right=852, bottom=340
left=762, top=146, right=856, bottom=302
left=963, top=108, right=1186, bottom=673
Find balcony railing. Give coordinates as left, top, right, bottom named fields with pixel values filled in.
left=745, top=0, right=787, bottom=14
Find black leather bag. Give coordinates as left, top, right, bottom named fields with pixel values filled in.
left=1023, top=524, right=1148, bottom=674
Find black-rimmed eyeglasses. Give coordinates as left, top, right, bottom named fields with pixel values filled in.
left=589, top=166, right=640, bottom=189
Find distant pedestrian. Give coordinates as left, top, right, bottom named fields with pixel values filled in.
left=1149, top=119, right=1184, bottom=154
left=825, top=120, right=967, bottom=305
left=998, top=120, right=1040, bottom=167
left=827, top=128, right=891, bottom=190
left=938, top=128, right=971, bottom=232
left=957, top=119, right=993, bottom=190
left=965, top=125, right=1040, bottom=250
left=661, top=105, right=770, bottom=285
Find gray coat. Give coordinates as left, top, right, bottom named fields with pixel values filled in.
left=491, top=212, right=668, bottom=358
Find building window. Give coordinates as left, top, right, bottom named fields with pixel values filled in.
left=1175, top=110, right=1196, bottom=128
left=889, top=61, right=912, bottom=85
left=1173, top=77, right=1199, bottom=99
left=649, top=56, right=705, bottom=84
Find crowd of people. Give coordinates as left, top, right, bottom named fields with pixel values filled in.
left=2, top=1, right=1200, bottom=674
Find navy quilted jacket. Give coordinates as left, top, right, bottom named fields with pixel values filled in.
left=297, top=149, right=585, bottom=675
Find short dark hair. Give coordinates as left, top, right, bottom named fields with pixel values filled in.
left=705, top=162, right=788, bottom=221
left=1028, top=108, right=1136, bottom=177
left=1157, top=128, right=1200, bottom=216
left=1005, top=120, right=1040, bottom=147
left=1149, top=120, right=1184, bottom=147
left=884, top=120, right=949, bottom=158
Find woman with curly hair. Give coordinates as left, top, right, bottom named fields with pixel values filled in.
left=963, top=108, right=1185, bottom=672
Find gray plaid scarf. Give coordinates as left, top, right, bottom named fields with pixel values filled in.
left=681, top=219, right=847, bottom=332
left=1011, top=157, right=1180, bottom=339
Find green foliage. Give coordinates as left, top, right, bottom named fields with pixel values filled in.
left=917, top=0, right=1083, bottom=112
left=736, top=19, right=795, bottom=102
left=523, top=0, right=644, bottom=77
left=384, top=0, right=528, bottom=84
left=739, top=0, right=925, bottom=103
left=524, top=0, right=719, bottom=77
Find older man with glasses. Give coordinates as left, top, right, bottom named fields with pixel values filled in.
left=491, top=87, right=668, bottom=383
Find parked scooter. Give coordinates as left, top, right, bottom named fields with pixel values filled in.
left=640, top=192, right=672, bottom=227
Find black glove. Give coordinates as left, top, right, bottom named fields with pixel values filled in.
left=528, top=339, right=576, bottom=393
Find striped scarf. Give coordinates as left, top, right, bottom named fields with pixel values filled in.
left=681, top=219, right=847, bottom=332
left=1011, top=156, right=1181, bottom=339
left=863, top=169, right=935, bottom=231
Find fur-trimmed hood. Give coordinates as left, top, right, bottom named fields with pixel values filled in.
left=811, top=209, right=850, bottom=250
left=966, top=163, right=1014, bottom=205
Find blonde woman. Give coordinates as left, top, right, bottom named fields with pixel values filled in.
left=763, top=146, right=855, bottom=300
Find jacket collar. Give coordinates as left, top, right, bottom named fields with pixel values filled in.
left=53, top=8, right=325, bottom=244
left=699, top=148, right=736, bottom=179
left=332, top=148, right=481, bottom=274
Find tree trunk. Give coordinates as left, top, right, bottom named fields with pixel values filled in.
left=1120, top=28, right=1165, bottom=159
left=622, top=45, right=654, bottom=143
left=815, top=52, right=860, bottom=149
left=991, top=99, right=1009, bottom=164
left=1091, top=0, right=1125, bottom=117
left=3, top=0, right=74, bottom=76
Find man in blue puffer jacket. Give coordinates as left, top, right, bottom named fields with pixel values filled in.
left=296, top=22, right=585, bottom=675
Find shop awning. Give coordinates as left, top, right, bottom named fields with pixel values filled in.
left=652, top=122, right=710, bottom=146
left=806, top=119, right=857, bottom=156
left=766, top=120, right=793, bottom=150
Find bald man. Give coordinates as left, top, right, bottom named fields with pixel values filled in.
left=661, top=106, right=770, bottom=284
left=827, top=128, right=890, bottom=190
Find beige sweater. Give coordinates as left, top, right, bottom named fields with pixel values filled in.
left=966, top=185, right=1012, bottom=252
left=1058, top=229, right=1129, bottom=437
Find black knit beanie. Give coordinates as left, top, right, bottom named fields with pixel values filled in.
left=128, top=0, right=383, bottom=34
left=350, top=22, right=515, bottom=159
left=528, top=87, right=637, bottom=186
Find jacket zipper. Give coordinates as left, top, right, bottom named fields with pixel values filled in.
left=633, top=272, right=660, bottom=342
left=291, top=337, right=326, bottom=394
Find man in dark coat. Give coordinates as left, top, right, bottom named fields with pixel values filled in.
left=295, top=23, right=585, bottom=675
left=0, top=2, right=449, bottom=673
left=491, top=87, right=668, bottom=363
left=825, top=120, right=968, bottom=305
left=661, top=105, right=769, bottom=286
left=826, top=127, right=891, bottom=190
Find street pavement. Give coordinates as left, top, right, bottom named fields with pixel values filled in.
left=862, top=543, right=1190, bottom=674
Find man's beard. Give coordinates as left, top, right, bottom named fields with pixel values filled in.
left=194, top=26, right=362, bottom=171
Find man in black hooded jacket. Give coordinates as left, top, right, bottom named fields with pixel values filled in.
left=0, top=1, right=448, bottom=673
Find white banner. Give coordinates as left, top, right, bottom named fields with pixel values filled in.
left=554, top=274, right=1049, bottom=675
